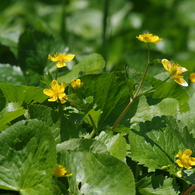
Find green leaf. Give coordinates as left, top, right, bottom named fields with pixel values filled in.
left=57, top=141, right=135, bottom=195
left=137, top=174, right=179, bottom=195
left=57, top=138, right=108, bottom=154
left=166, top=115, right=195, bottom=150
left=145, top=75, right=189, bottom=113
left=58, top=53, right=105, bottom=83
left=183, top=168, right=195, bottom=185
left=28, top=104, right=86, bottom=143
left=131, top=96, right=179, bottom=123
left=125, top=50, right=165, bottom=77
left=0, top=102, right=26, bottom=132
left=129, top=117, right=184, bottom=172
left=0, top=64, right=26, bottom=85
left=0, top=120, right=56, bottom=195
left=0, top=83, right=47, bottom=105
left=95, top=131, right=127, bottom=161
left=67, top=9, right=102, bottom=39
left=69, top=72, right=137, bottom=129
left=18, top=30, right=65, bottom=85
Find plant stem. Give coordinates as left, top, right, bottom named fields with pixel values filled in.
left=102, top=0, right=110, bottom=65
left=183, top=185, right=195, bottom=195
left=58, top=101, right=64, bottom=115
left=137, top=76, right=170, bottom=98
left=60, top=0, right=69, bottom=43
left=133, top=43, right=151, bottom=98
left=111, top=97, right=135, bottom=131
left=55, top=68, right=58, bottom=80
left=85, top=130, right=96, bottom=139
left=88, top=114, right=98, bottom=136
left=111, top=43, right=151, bottom=132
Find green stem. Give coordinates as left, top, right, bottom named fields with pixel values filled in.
left=111, top=43, right=151, bottom=132
left=133, top=43, right=151, bottom=98
left=58, top=101, right=64, bottom=115
left=183, top=185, right=195, bottom=195
left=55, top=68, right=59, bottom=80
left=88, top=114, right=98, bottom=136
left=111, top=97, right=135, bottom=131
left=85, top=130, right=96, bottom=139
left=60, top=0, right=69, bottom=43
left=137, top=76, right=170, bottom=98
left=102, top=0, right=110, bottom=64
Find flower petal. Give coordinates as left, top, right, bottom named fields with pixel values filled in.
left=48, top=54, right=58, bottom=62
left=60, top=82, right=66, bottom=92
left=176, top=159, right=184, bottom=168
left=43, top=89, right=55, bottom=97
left=190, top=73, right=195, bottom=83
left=190, top=157, right=195, bottom=165
left=48, top=95, right=58, bottom=102
left=56, top=62, right=66, bottom=68
left=161, top=59, right=170, bottom=71
left=173, top=76, right=188, bottom=87
left=136, top=33, right=163, bottom=43
left=65, top=54, right=75, bottom=62
left=176, top=150, right=183, bottom=158
left=183, top=149, right=193, bottom=156
left=176, top=66, right=188, bottom=74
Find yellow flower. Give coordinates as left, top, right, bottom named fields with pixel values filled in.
left=48, top=52, right=75, bottom=68
left=43, top=80, right=67, bottom=104
left=176, top=170, right=182, bottom=177
left=136, top=33, right=163, bottom=43
left=161, top=59, right=188, bottom=87
left=71, top=79, right=83, bottom=88
left=190, top=73, right=195, bottom=82
left=176, top=149, right=195, bottom=169
left=53, top=165, right=72, bottom=177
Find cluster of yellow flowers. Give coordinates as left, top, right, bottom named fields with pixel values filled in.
left=136, top=33, right=189, bottom=87
left=43, top=52, right=82, bottom=104
left=137, top=34, right=195, bottom=172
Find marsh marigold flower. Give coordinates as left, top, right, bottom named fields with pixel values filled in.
left=53, top=165, right=72, bottom=177
left=190, top=73, right=195, bottom=83
left=136, top=33, right=163, bottom=43
left=176, top=149, right=195, bottom=169
left=43, top=80, right=67, bottom=104
left=161, top=59, right=188, bottom=87
left=71, top=79, right=83, bottom=88
left=48, top=52, right=75, bottom=68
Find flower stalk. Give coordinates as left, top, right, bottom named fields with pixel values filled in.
left=88, top=113, right=98, bottom=136
left=111, top=33, right=163, bottom=132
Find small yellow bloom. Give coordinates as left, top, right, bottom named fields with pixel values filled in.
left=176, top=149, right=195, bottom=169
left=71, top=79, right=83, bottom=88
left=136, top=33, right=163, bottom=43
left=161, top=59, right=188, bottom=87
left=176, top=170, right=182, bottom=177
left=48, top=52, right=75, bottom=68
left=43, top=80, right=67, bottom=104
left=53, top=165, right=72, bottom=177
left=190, top=73, right=195, bottom=82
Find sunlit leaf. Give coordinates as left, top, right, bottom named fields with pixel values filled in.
left=137, top=174, right=179, bottom=195
left=129, top=117, right=184, bottom=172
left=0, top=120, right=56, bottom=195
left=0, top=83, right=47, bottom=105
left=57, top=139, right=135, bottom=195
left=95, top=131, right=127, bottom=161
left=58, top=53, right=105, bottom=83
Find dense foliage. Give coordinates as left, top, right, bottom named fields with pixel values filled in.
left=1, top=0, right=195, bottom=195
